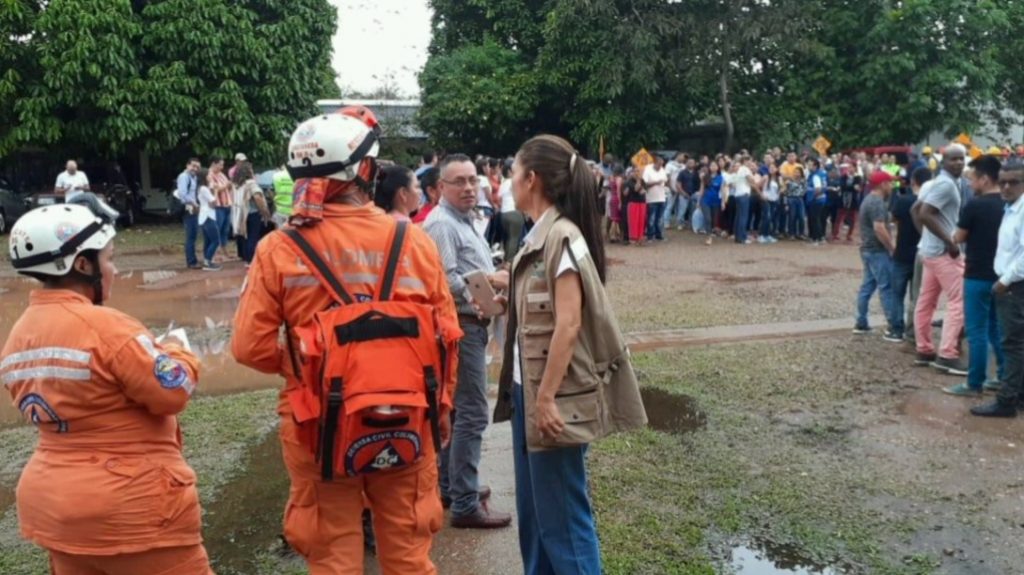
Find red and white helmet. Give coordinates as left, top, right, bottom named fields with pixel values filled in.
left=286, top=106, right=381, bottom=184
left=8, top=203, right=115, bottom=277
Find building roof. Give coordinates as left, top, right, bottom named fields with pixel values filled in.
left=316, top=99, right=426, bottom=139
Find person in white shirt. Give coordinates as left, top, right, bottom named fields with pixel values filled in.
left=55, top=160, right=90, bottom=202
left=195, top=169, right=221, bottom=271
left=497, top=159, right=525, bottom=262
left=642, top=156, right=670, bottom=241
left=728, top=157, right=756, bottom=244
left=972, top=159, right=1024, bottom=417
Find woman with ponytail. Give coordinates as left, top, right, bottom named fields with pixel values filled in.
left=491, top=135, right=647, bottom=574
left=373, top=165, right=422, bottom=221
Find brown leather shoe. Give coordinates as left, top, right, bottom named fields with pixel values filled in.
left=450, top=505, right=512, bottom=529
left=442, top=485, right=492, bottom=509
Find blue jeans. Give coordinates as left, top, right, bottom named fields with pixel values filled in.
left=200, top=218, right=219, bottom=263
left=440, top=322, right=490, bottom=517
left=646, top=201, right=666, bottom=240
left=702, top=204, right=720, bottom=234
left=891, top=260, right=914, bottom=335
left=760, top=200, right=778, bottom=238
left=215, top=206, right=232, bottom=248
left=512, top=383, right=601, bottom=575
left=787, top=196, right=806, bottom=237
left=733, top=195, right=751, bottom=242
left=964, top=278, right=1006, bottom=389
left=183, top=212, right=199, bottom=267
left=856, top=250, right=898, bottom=331
left=664, top=194, right=688, bottom=227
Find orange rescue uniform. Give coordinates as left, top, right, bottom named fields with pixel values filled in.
left=0, top=290, right=211, bottom=574
left=232, top=202, right=459, bottom=575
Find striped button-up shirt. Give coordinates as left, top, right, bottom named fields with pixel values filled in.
left=423, top=199, right=495, bottom=316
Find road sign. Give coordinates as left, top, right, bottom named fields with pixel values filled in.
left=631, top=148, right=654, bottom=172
left=812, top=135, right=832, bottom=157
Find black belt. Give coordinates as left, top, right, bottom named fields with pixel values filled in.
left=458, top=314, right=491, bottom=328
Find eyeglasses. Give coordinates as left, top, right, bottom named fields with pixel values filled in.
left=999, top=179, right=1023, bottom=188
left=441, top=176, right=481, bottom=188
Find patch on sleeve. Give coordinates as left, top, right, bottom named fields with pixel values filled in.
left=569, top=236, right=590, bottom=264
left=154, top=354, right=191, bottom=392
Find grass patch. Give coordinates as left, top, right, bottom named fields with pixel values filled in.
left=114, top=223, right=184, bottom=255
left=0, top=389, right=280, bottom=575
left=589, top=342, right=942, bottom=575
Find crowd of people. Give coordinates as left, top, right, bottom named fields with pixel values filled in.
left=595, top=145, right=1024, bottom=250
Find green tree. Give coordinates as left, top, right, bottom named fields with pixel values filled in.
left=417, top=38, right=539, bottom=155
left=0, top=0, right=339, bottom=166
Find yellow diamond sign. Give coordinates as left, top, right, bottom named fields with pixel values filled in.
left=812, top=135, right=832, bottom=157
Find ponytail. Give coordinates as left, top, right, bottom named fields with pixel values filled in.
left=516, top=135, right=607, bottom=283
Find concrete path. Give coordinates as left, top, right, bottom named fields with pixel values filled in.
left=626, top=315, right=890, bottom=352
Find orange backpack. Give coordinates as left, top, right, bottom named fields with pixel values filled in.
left=282, top=221, right=457, bottom=480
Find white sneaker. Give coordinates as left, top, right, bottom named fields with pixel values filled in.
left=757, top=237, right=767, bottom=244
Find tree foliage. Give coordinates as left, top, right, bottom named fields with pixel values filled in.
left=0, top=0, right=339, bottom=166
left=422, top=0, right=1024, bottom=155
left=418, top=38, right=539, bottom=155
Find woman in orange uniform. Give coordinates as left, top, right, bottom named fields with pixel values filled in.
left=1, top=202, right=213, bottom=575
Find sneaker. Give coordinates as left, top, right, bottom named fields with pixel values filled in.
left=744, top=239, right=753, bottom=245
left=931, top=318, right=944, bottom=328
left=187, top=263, right=202, bottom=270
left=769, top=237, right=779, bottom=244
left=852, top=325, right=871, bottom=334
left=931, top=356, right=969, bottom=376
left=942, top=382, right=982, bottom=397
left=983, top=379, right=1002, bottom=393
left=970, top=399, right=1017, bottom=418
left=758, top=237, right=768, bottom=244
left=882, top=330, right=904, bottom=342
left=202, top=261, right=222, bottom=272
left=677, top=225, right=684, bottom=231
left=914, top=352, right=937, bottom=366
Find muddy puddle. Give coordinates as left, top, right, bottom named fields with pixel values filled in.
left=730, top=540, right=838, bottom=574
left=0, top=267, right=278, bottom=426
left=203, top=429, right=291, bottom=575
left=641, top=387, right=706, bottom=434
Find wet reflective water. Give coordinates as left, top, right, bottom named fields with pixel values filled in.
left=0, top=269, right=279, bottom=426
left=203, top=430, right=291, bottom=575
left=731, top=541, right=838, bottom=574
left=640, top=387, right=706, bottom=434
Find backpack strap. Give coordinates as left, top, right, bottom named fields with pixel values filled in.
left=377, top=220, right=409, bottom=302
left=282, top=229, right=355, bottom=305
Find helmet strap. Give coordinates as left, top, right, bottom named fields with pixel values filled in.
left=355, top=158, right=380, bottom=199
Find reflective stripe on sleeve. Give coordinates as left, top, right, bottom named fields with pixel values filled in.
left=2, top=367, right=91, bottom=387
left=1, top=348, right=91, bottom=370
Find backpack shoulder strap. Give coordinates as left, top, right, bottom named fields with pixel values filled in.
left=377, top=220, right=408, bottom=302
left=282, top=228, right=355, bottom=305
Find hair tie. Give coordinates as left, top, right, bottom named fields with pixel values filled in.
left=569, top=153, right=578, bottom=172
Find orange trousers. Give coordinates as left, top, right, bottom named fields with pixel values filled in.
left=48, top=544, right=213, bottom=575
left=279, top=417, right=443, bottom=575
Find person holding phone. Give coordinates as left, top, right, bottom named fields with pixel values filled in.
left=492, top=135, right=647, bottom=574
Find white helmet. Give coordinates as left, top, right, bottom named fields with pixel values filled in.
left=286, top=108, right=381, bottom=183
left=8, top=203, right=116, bottom=277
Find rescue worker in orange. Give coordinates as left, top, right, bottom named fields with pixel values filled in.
left=1, top=200, right=213, bottom=575
left=231, top=107, right=460, bottom=574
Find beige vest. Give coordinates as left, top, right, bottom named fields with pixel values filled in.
left=494, top=211, right=647, bottom=450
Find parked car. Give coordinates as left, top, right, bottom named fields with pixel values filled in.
left=25, top=184, right=140, bottom=228
left=0, top=177, right=32, bottom=234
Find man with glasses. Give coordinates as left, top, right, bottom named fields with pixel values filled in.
left=423, top=154, right=513, bottom=528
left=972, top=159, right=1024, bottom=417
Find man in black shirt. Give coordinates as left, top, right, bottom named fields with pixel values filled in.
left=891, top=166, right=931, bottom=344
left=944, top=155, right=1007, bottom=396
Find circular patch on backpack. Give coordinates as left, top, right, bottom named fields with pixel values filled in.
left=345, top=430, right=422, bottom=476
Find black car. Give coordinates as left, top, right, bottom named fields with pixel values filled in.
left=0, top=177, right=31, bottom=234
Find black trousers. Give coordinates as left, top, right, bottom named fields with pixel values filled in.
left=808, top=203, right=827, bottom=241
left=997, top=285, right=1024, bottom=405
